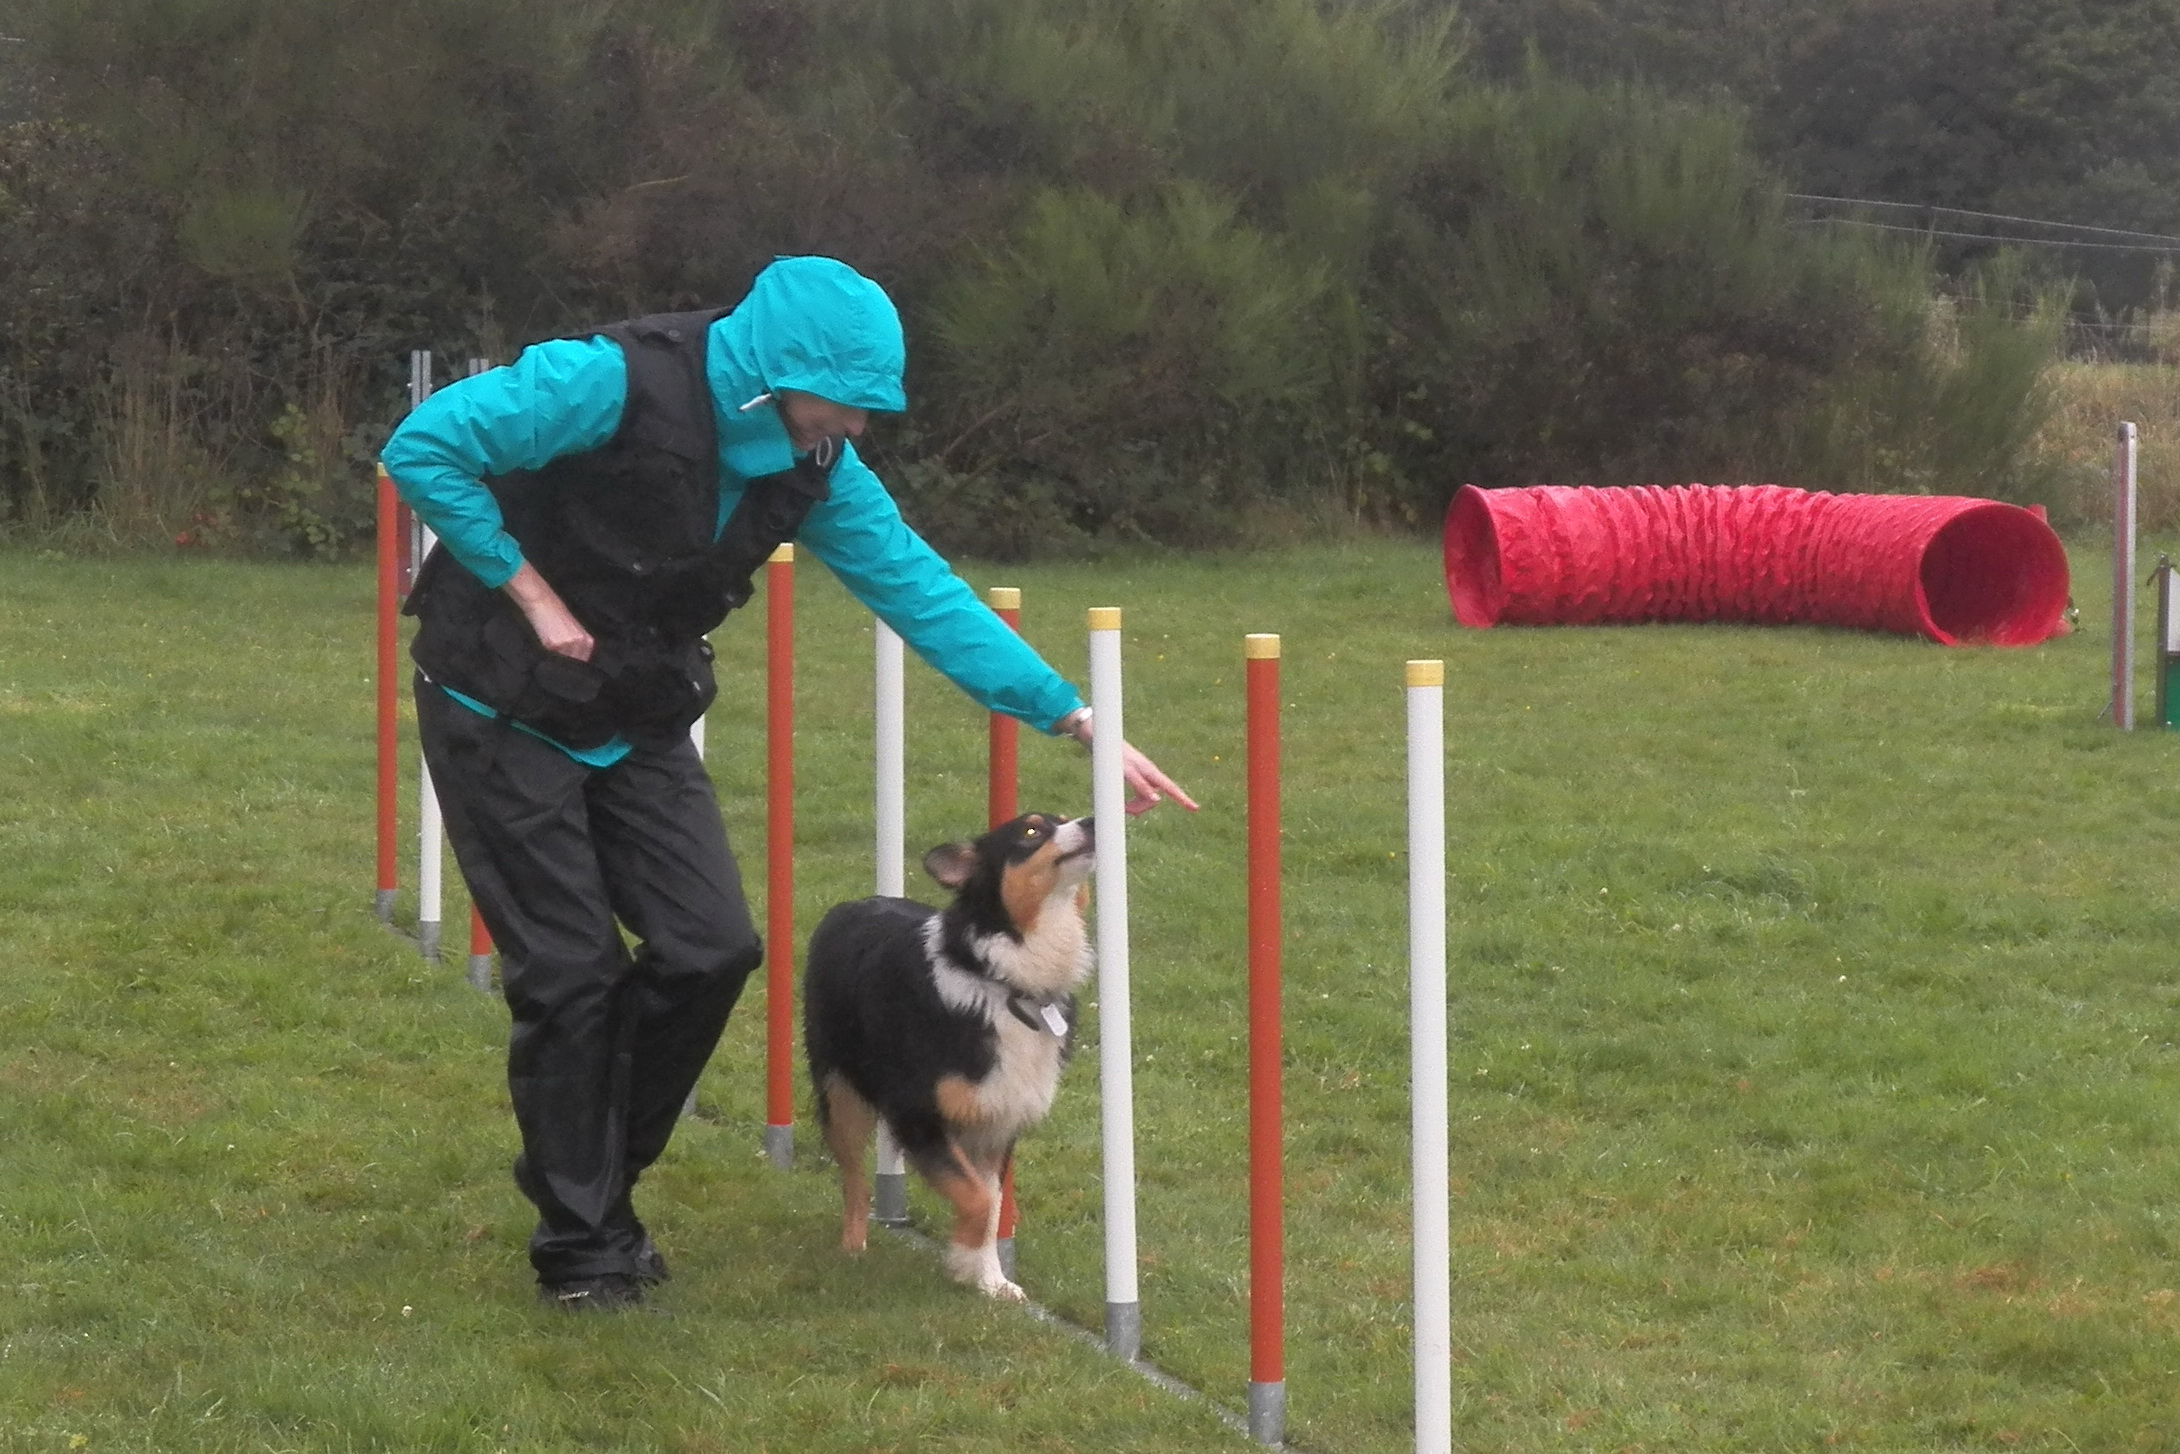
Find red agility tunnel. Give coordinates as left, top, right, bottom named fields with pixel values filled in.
left=1443, top=484, right=2070, bottom=646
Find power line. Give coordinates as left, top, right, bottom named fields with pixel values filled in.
left=1788, top=193, right=2180, bottom=246
left=2059, top=317, right=2171, bottom=332
left=1792, top=216, right=2180, bottom=254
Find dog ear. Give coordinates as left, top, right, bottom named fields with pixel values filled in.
left=922, top=842, right=978, bottom=889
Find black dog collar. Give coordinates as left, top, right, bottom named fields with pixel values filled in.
left=1006, top=994, right=1068, bottom=1036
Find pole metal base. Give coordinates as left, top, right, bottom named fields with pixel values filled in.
left=874, top=1171, right=910, bottom=1226
left=1247, top=1381, right=1285, bottom=1446
left=1105, top=1300, right=1141, bottom=1361
left=418, top=920, right=440, bottom=963
left=764, top=1124, right=793, bottom=1170
left=997, top=1235, right=1016, bottom=1281
left=374, top=889, right=395, bottom=923
left=465, top=953, right=493, bottom=992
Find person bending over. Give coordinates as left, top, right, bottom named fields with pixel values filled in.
left=382, top=255, right=1194, bottom=1311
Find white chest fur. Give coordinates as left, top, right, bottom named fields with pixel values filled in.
left=924, top=918, right=1089, bottom=1134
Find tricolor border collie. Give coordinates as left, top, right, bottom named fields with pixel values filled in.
left=803, top=813, right=1094, bottom=1299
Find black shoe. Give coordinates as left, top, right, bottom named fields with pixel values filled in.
left=536, top=1273, right=645, bottom=1311
left=632, top=1237, right=670, bottom=1285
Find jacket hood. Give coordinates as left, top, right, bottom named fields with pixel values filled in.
left=727, top=256, right=907, bottom=414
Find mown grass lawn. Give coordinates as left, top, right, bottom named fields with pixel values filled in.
left=7, top=536, right=2180, bottom=1453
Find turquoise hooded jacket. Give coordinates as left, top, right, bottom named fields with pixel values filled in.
left=382, top=257, right=1083, bottom=762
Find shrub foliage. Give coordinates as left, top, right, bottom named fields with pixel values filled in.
left=1, top=0, right=2064, bottom=557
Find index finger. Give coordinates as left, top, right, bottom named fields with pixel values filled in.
left=1150, top=772, right=1199, bottom=812
left=1132, top=759, right=1200, bottom=813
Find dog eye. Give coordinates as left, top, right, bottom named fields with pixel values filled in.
left=1022, top=827, right=1041, bottom=839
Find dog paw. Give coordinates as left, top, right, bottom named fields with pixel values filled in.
left=945, top=1242, right=1015, bottom=1294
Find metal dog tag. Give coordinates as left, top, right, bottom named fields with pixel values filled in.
left=1040, top=1004, right=1068, bottom=1036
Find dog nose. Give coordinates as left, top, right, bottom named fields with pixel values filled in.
left=1075, top=817, right=1095, bottom=844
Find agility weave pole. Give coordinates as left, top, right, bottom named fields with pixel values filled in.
left=372, top=350, right=432, bottom=936
left=374, top=464, right=402, bottom=926
left=372, top=350, right=499, bottom=986
left=871, top=619, right=910, bottom=1222
left=1408, top=658, right=1452, bottom=1454
left=988, top=587, right=1025, bottom=1272
left=1087, top=606, right=1143, bottom=1360
left=459, top=358, right=500, bottom=987
left=764, top=545, right=797, bottom=1168
left=407, top=355, right=447, bottom=964
left=417, top=530, right=445, bottom=964
left=850, top=592, right=1036, bottom=1255
left=2113, top=421, right=2140, bottom=730
left=373, top=351, right=448, bottom=962
left=1245, top=633, right=1285, bottom=1445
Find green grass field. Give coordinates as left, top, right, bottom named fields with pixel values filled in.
left=8, top=538, right=2180, bottom=1453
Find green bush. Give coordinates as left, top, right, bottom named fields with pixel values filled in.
left=4, top=0, right=2065, bottom=558
left=910, top=184, right=1330, bottom=549
left=0, top=122, right=167, bottom=528
left=1369, top=75, right=2064, bottom=511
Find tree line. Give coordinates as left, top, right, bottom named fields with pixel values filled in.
left=1462, top=0, right=2180, bottom=316
left=0, top=0, right=2101, bottom=558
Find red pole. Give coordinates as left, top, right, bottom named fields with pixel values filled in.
left=1245, top=633, right=1285, bottom=1432
left=765, top=545, right=796, bottom=1167
left=988, top=587, right=1021, bottom=828
left=988, top=587, right=1023, bottom=1248
left=374, top=466, right=400, bottom=922
left=466, top=903, right=494, bottom=992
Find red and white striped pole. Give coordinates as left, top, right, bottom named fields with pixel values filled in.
left=764, top=544, right=796, bottom=1169
left=1245, top=633, right=1285, bottom=1444
left=988, top=587, right=1023, bottom=1272
left=374, top=465, right=401, bottom=923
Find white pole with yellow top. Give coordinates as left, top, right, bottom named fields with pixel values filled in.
left=1407, top=659, right=1450, bottom=1454
left=416, top=520, right=444, bottom=963
left=1089, top=606, right=1140, bottom=1359
left=872, top=617, right=911, bottom=1223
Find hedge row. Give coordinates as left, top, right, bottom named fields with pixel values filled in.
left=0, top=0, right=2062, bottom=558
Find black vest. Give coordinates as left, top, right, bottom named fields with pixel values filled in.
left=405, top=308, right=833, bottom=749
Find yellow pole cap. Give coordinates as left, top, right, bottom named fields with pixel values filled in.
left=1244, top=633, right=1282, bottom=659
left=989, top=586, right=1022, bottom=610
left=768, top=543, right=795, bottom=564
left=1088, top=607, right=1123, bottom=632
left=1406, top=659, right=1445, bottom=687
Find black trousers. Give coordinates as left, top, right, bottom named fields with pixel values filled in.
left=416, top=679, right=762, bottom=1282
